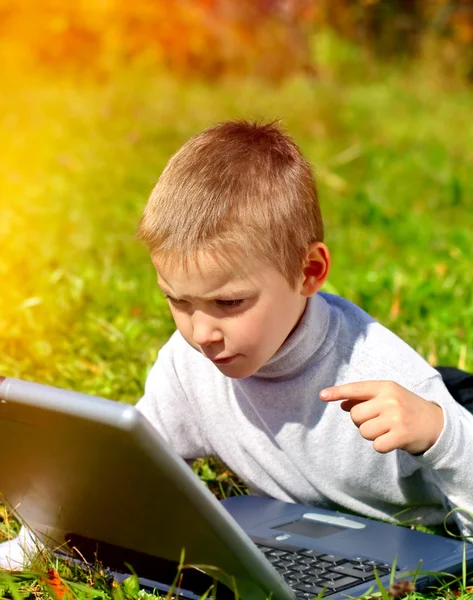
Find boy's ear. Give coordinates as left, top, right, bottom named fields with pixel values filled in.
left=299, top=242, right=331, bottom=297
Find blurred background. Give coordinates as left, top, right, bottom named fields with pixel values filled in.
left=0, top=0, right=472, bottom=403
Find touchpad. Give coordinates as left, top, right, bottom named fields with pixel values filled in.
left=272, top=519, right=344, bottom=540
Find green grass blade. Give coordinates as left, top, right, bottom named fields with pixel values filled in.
left=0, top=572, right=25, bottom=600
left=373, top=567, right=392, bottom=600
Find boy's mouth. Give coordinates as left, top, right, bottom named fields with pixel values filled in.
left=209, top=354, right=239, bottom=365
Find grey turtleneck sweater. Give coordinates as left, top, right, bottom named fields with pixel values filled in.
left=137, top=292, right=473, bottom=535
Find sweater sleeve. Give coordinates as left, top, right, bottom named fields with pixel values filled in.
left=407, top=373, right=473, bottom=537
left=135, top=338, right=210, bottom=460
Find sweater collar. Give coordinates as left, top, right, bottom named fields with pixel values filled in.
left=253, top=292, right=331, bottom=379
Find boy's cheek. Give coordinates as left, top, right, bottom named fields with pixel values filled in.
left=172, top=315, right=195, bottom=347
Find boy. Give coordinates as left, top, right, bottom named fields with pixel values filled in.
left=136, top=119, right=473, bottom=537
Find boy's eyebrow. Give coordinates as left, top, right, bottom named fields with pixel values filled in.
left=157, top=283, right=254, bottom=301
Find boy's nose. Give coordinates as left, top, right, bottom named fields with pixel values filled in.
left=192, top=314, right=223, bottom=346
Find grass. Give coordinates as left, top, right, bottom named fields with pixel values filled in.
left=0, top=552, right=165, bottom=600
left=1, top=30, right=473, bottom=598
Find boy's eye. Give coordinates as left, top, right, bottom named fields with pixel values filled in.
left=164, top=295, right=244, bottom=309
left=165, top=295, right=185, bottom=306
left=216, top=299, right=244, bottom=308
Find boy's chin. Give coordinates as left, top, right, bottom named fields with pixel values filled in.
left=213, top=359, right=259, bottom=379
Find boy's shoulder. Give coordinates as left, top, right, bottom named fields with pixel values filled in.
left=320, top=292, right=439, bottom=388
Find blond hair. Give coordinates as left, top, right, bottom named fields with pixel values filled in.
left=137, top=120, right=323, bottom=288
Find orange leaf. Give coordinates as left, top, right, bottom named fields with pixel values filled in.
left=390, top=293, right=400, bottom=318
left=43, top=569, right=68, bottom=600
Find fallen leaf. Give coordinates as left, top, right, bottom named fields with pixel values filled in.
left=388, top=580, right=416, bottom=598
left=43, top=569, right=68, bottom=600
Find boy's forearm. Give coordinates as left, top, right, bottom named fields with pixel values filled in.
left=407, top=380, right=473, bottom=534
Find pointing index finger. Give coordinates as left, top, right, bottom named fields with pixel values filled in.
left=320, top=381, right=382, bottom=402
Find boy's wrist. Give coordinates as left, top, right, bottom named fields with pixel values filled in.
left=410, top=401, right=444, bottom=455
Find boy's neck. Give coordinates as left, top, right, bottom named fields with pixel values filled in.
left=253, top=293, right=331, bottom=380
left=288, top=296, right=309, bottom=339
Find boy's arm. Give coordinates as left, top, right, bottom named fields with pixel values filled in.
left=321, top=375, right=473, bottom=535
left=136, top=343, right=210, bottom=460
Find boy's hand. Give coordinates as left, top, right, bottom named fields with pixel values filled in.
left=319, top=381, right=444, bottom=455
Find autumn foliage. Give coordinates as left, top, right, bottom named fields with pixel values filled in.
left=1, top=0, right=473, bottom=80
left=0, top=0, right=316, bottom=81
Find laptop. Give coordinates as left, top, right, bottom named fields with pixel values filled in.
left=1, top=376, right=472, bottom=600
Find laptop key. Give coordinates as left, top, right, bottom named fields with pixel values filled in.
left=323, top=572, right=345, bottom=581
left=296, top=556, right=321, bottom=565
left=291, top=563, right=312, bottom=572
left=355, top=558, right=393, bottom=571
left=299, top=549, right=326, bottom=559
left=268, top=549, right=291, bottom=557
left=257, top=545, right=275, bottom=554
left=299, top=557, right=330, bottom=569
left=300, top=568, right=325, bottom=578
left=310, top=560, right=332, bottom=569
left=325, top=576, right=361, bottom=591
left=365, top=559, right=393, bottom=568
left=352, top=564, right=390, bottom=577
left=303, top=575, right=327, bottom=585
left=286, top=571, right=309, bottom=581
left=320, top=554, right=350, bottom=565
left=331, top=564, right=378, bottom=579
left=293, top=583, right=325, bottom=595
left=353, top=564, right=376, bottom=574
left=274, top=560, right=296, bottom=570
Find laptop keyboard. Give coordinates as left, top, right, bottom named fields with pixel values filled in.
left=256, top=543, right=392, bottom=598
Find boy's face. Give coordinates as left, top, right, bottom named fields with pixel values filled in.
left=152, top=251, right=309, bottom=378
